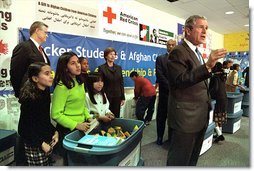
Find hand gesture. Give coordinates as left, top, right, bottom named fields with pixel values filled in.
left=206, top=48, right=227, bottom=69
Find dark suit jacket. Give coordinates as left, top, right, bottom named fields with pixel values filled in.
left=98, top=63, right=125, bottom=100
left=156, top=53, right=169, bottom=94
left=10, top=39, right=50, bottom=97
left=167, top=41, right=212, bottom=133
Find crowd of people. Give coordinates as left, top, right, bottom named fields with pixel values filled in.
left=10, top=15, right=249, bottom=166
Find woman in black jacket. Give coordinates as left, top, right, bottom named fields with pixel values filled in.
left=98, top=47, right=125, bottom=118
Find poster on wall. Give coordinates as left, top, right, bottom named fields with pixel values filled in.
left=36, top=0, right=99, bottom=36
left=99, top=1, right=140, bottom=42
left=0, top=0, right=21, bottom=130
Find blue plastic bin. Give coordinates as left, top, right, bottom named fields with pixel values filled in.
left=0, top=129, right=17, bottom=165
left=227, top=92, right=243, bottom=114
left=242, top=102, right=249, bottom=117
left=240, top=88, right=249, bottom=103
left=200, top=122, right=216, bottom=155
left=63, top=118, right=145, bottom=166
left=222, top=109, right=243, bottom=133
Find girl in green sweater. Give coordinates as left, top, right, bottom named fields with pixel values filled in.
left=51, top=51, right=91, bottom=165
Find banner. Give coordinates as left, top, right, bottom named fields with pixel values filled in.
left=36, top=0, right=99, bottom=36
left=19, top=28, right=166, bottom=87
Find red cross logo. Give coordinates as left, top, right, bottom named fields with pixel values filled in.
left=103, top=7, right=116, bottom=24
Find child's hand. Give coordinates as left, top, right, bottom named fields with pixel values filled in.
left=76, top=122, right=90, bottom=132
left=50, top=131, right=59, bottom=147
left=99, top=116, right=112, bottom=123
left=106, top=112, right=115, bottom=119
left=41, top=142, right=52, bottom=154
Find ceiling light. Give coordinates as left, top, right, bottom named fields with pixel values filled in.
left=225, top=11, right=234, bottom=15
left=244, top=24, right=249, bottom=27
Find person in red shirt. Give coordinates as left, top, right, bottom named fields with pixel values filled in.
left=130, top=71, right=156, bottom=125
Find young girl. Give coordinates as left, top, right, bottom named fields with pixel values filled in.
left=18, top=62, right=59, bottom=166
left=209, top=62, right=228, bottom=143
left=86, top=72, right=115, bottom=122
left=51, top=51, right=91, bottom=165
left=79, top=57, right=89, bottom=91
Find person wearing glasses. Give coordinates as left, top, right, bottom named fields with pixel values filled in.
left=10, top=21, right=50, bottom=98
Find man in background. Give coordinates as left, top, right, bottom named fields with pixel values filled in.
left=155, top=39, right=176, bottom=145
left=10, top=21, right=50, bottom=98
left=130, top=71, right=156, bottom=125
left=10, top=21, right=51, bottom=166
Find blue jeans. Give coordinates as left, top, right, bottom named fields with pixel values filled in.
left=135, top=95, right=156, bottom=122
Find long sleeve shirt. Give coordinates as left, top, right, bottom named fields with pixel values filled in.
left=86, top=93, right=112, bottom=116
left=18, top=89, right=56, bottom=147
left=134, top=76, right=156, bottom=98
left=51, top=79, right=90, bottom=131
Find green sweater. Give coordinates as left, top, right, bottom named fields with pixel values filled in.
left=51, top=79, right=90, bottom=131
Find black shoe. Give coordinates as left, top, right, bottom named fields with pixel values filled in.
left=156, top=137, right=163, bottom=145
left=214, top=135, right=225, bottom=143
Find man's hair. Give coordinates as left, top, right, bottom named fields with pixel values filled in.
left=29, top=21, right=48, bottom=36
left=130, top=71, right=139, bottom=78
left=184, top=15, right=207, bottom=30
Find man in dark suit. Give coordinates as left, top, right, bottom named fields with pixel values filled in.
left=155, top=39, right=176, bottom=145
left=10, top=21, right=50, bottom=166
left=10, top=21, right=50, bottom=98
left=166, top=15, right=227, bottom=166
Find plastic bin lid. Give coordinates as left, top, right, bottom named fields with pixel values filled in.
left=0, top=129, right=16, bottom=139
left=227, top=109, right=243, bottom=118
left=240, top=88, right=249, bottom=93
left=242, top=102, right=249, bottom=106
left=206, top=122, right=216, bottom=132
left=226, top=92, right=244, bottom=98
left=63, top=118, right=145, bottom=155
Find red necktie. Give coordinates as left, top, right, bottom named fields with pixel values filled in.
left=39, top=46, right=43, bottom=55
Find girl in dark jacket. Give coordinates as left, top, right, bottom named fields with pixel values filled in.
left=18, top=62, right=58, bottom=165
left=209, top=62, right=227, bottom=143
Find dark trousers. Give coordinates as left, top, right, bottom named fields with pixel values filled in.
left=107, top=96, right=122, bottom=118
left=15, top=135, right=28, bottom=166
left=166, top=125, right=207, bottom=166
left=156, top=92, right=168, bottom=139
left=135, top=95, right=156, bottom=122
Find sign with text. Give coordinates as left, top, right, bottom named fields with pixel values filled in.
left=19, top=28, right=166, bottom=87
